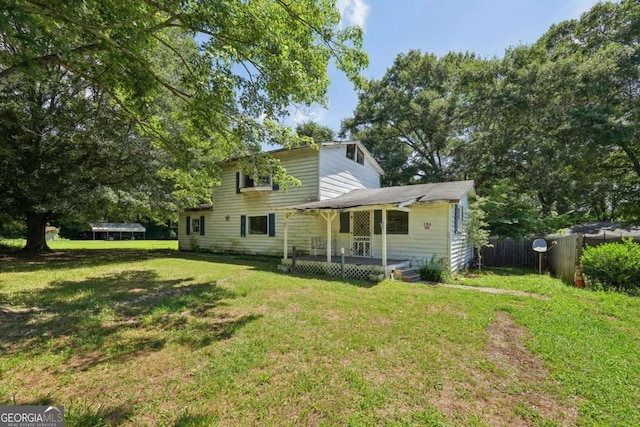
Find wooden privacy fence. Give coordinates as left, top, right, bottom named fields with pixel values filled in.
left=480, top=234, right=585, bottom=284
left=547, top=234, right=584, bottom=284
left=480, top=238, right=540, bottom=270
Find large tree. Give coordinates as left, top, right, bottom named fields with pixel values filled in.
left=342, top=51, right=475, bottom=184
left=0, top=67, right=183, bottom=252
left=0, top=1, right=367, bottom=251
left=1, top=1, right=366, bottom=143
left=295, top=121, right=335, bottom=143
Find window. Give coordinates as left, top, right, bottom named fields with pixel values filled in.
left=242, top=214, right=275, bottom=236
left=339, top=212, right=350, bottom=233
left=237, top=171, right=276, bottom=192
left=249, top=216, right=268, bottom=235
left=454, top=204, right=464, bottom=234
left=244, top=174, right=271, bottom=188
left=346, top=144, right=356, bottom=160
left=387, top=210, right=409, bottom=234
left=192, top=217, right=200, bottom=233
left=346, top=144, right=365, bottom=165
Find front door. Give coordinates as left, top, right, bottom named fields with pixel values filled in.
left=351, top=211, right=372, bottom=257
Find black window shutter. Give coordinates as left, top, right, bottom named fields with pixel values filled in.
left=272, top=180, right=280, bottom=191
left=268, top=213, right=276, bottom=237
left=186, top=216, right=191, bottom=235
left=453, top=204, right=459, bottom=233
left=200, top=216, right=205, bottom=235
left=373, top=210, right=382, bottom=235
left=339, top=212, right=350, bottom=233
left=236, top=172, right=241, bottom=194
left=240, top=215, right=246, bottom=237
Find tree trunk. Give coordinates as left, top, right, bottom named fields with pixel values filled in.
left=23, top=212, right=50, bottom=253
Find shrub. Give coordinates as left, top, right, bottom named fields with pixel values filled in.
left=580, top=239, right=640, bottom=294
left=417, top=255, right=448, bottom=282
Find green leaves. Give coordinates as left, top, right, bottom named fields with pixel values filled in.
left=343, top=50, right=476, bottom=184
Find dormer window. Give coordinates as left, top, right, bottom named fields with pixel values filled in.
left=346, top=144, right=365, bottom=165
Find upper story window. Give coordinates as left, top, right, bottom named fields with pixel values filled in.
left=346, top=144, right=365, bottom=165
left=243, top=174, right=271, bottom=188
left=237, top=171, right=276, bottom=193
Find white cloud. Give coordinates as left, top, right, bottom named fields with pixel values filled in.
left=337, top=0, right=370, bottom=29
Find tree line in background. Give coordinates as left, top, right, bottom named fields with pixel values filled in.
left=342, top=0, right=640, bottom=239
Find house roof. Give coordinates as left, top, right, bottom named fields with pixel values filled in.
left=184, top=204, right=214, bottom=212
left=277, top=180, right=475, bottom=211
left=227, top=140, right=385, bottom=175
left=89, top=222, right=146, bottom=233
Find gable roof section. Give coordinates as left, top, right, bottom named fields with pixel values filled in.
left=225, top=141, right=384, bottom=175
left=318, top=141, right=384, bottom=175
left=278, top=180, right=475, bottom=211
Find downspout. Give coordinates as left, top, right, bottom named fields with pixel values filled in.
left=447, top=203, right=452, bottom=273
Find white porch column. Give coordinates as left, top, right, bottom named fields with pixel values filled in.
left=381, top=208, right=387, bottom=276
left=321, top=212, right=337, bottom=263
left=283, top=212, right=293, bottom=260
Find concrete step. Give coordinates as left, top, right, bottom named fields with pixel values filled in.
left=396, top=268, right=421, bottom=282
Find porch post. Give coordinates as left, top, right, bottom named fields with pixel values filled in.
left=321, top=211, right=337, bottom=263
left=381, top=208, right=388, bottom=276
left=283, top=212, right=293, bottom=260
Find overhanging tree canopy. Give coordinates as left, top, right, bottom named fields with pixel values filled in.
left=0, top=1, right=368, bottom=252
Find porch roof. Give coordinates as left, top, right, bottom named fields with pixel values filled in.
left=278, top=180, right=475, bottom=212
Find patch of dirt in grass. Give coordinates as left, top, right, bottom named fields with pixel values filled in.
left=430, top=311, right=578, bottom=426
left=437, top=283, right=549, bottom=299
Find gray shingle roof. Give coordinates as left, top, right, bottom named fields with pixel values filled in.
left=279, top=180, right=475, bottom=211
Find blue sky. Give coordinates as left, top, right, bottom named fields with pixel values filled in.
left=287, top=0, right=604, bottom=134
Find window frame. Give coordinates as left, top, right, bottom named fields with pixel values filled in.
left=386, top=210, right=409, bottom=235
left=346, top=144, right=365, bottom=165
left=248, top=215, right=268, bottom=235
left=191, top=217, right=201, bottom=234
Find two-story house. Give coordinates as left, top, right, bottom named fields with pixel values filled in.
left=179, top=141, right=475, bottom=279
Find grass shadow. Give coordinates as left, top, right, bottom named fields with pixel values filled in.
left=0, top=249, right=178, bottom=273
left=0, top=249, right=285, bottom=275
left=1, top=269, right=261, bottom=368
left=173, top=412, right=219, bottom=426
left=474, top=267, right=540, bottom=277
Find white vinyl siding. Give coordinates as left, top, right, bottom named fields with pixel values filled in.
left=449, top=194, right=472, bottom=273
left=329, top=204, right=450, bottom=262
left=179, top=147, right=325, bottom=256
left=319, top=144, right=380, bottom=200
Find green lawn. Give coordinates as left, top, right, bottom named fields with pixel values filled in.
left=0, top=246, right=638, bottom=426
left=1, top=238, right=178, bottom=251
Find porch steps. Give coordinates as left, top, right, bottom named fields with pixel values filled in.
left=396, top=267, right=421, bottom=283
